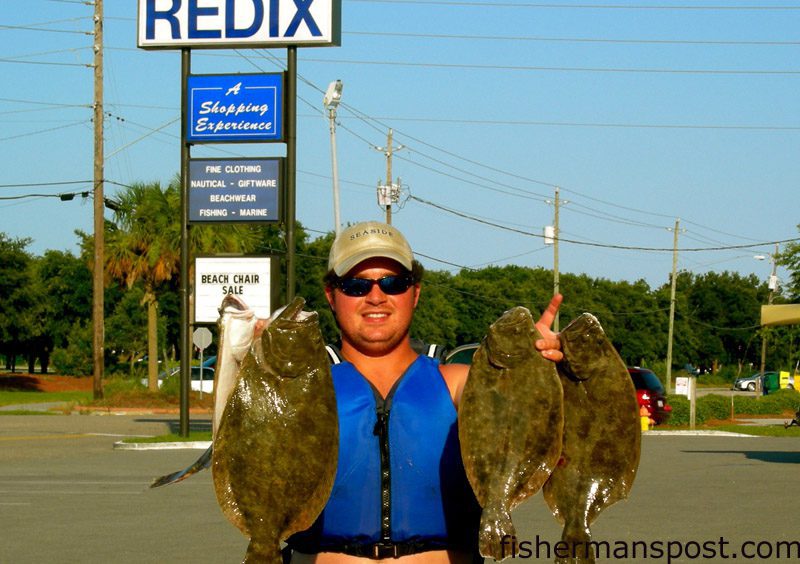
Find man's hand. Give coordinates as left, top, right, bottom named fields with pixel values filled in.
left=535, top=293, right=563, bottom=363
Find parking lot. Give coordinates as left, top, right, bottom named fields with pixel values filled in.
left=1, top=414, right=798, bottom=563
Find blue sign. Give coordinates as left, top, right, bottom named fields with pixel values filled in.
left=187, top=74, right=283, bottom=142
left=189, top=158, right=281, bottom=222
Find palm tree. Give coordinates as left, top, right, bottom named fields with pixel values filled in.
left=105, top=178, right=258, bottom=389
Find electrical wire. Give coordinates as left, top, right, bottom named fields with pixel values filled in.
left=348, top=1, right=800, bottom=11
left=0, top=120, right=90, bottom=142
left=410, top=194, right=800, bottom=252
left=301, top=57, right=800, bottom=76
left=345, top=30, right=800, bottom=47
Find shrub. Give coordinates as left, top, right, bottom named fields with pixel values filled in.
left=667, top=395, right=691, bottom=426
left=743, top=389, right=800, bottom=415
left=159, top=372, right=181, bottom=397
left=51, top=321, right=92, bottom=376
left=696, top=394, right=732, bottom=422
left=666, top=390, right=800, bottom=426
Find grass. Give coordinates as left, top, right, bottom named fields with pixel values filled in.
left=0, top=390, right=92, bottom=407
left=709, top=424, right=800, bottom=437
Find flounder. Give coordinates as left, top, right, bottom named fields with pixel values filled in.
left=149, top=296, right=259, bottom=489
left=212, top=296, right=338, bottom=564
left=458, top=306, right=564, bottom=561
left=543, top=313, right=641, bottom=564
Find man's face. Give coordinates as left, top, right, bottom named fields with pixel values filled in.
left=325, top=257, right=420, bottom=357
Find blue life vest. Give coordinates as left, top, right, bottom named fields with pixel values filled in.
left=287, top=355, right=480, bottom=555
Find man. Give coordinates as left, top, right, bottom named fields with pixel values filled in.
left=287, top=221, right=563, bottom=563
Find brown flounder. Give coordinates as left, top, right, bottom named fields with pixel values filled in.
left=459, top=306, right=564, bottom=561
left=543, top=313, right=641, bottom=564
left=212, top=296, right=338, bottom=564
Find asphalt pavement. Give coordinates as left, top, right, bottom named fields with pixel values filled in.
left=1, top=413, right=798, bottom=563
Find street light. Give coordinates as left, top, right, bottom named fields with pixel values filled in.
left=324, top=80, right=343, bottom=236
left=755, top=245, right=780, bottom=390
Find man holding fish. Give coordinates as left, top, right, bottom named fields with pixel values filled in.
left=285, top=220, right=564, bottom=563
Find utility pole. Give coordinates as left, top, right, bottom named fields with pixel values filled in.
left=323, top=80, right=342, bottom=235
left=92, top=0, right=104, bottom=400
left=545, top=187, right=566, bottom=331
left=759, top=243, right=780, bottom=381
left=666, top=219, right=680, bottom=395
left=375, top=129, right=403, bottom=224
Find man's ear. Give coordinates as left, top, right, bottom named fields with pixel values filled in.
left=324, top=285, right=336, bottom=311
left=412, top=283, right=421, bottom=309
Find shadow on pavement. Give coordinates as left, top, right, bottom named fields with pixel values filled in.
left=684, top=450, right=800, bottom=464
left=136, top=417, right=212, bottom=434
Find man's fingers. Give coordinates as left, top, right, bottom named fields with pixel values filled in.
left=536, top=293, right=563, bottom=334
left=540, top=348, right=564, bottom=362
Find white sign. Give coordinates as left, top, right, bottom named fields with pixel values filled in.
left=138, top=0, right=341, bottom=49
left=675, top=377, right=690, bottom=398
left=195, top=256, right=273, bottom=323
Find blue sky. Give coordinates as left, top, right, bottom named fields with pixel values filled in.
left=2, top=0, right=798, bottom=290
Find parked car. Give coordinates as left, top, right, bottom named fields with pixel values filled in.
left=733, top=371, right=777, bottom=392
left=443, top=343, right=479, bottom=365
left=733, top=371, right=787, bottom=393
left=140, top=365, right=216, bottom=394
left=628, top=367, right=672, bottom=425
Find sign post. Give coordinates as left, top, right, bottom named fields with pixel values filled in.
left=192, top=327, right=213, bottom=399
left=137, top=0, right=341, bottom=436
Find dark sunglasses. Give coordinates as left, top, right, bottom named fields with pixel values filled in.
left=336, top=273, right=415, bottom=297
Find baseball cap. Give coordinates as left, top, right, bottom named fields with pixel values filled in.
left=328, top=221, right=414, bottom=276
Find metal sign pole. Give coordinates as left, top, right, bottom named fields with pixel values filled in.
left=180, top=48, right=191, bottom=437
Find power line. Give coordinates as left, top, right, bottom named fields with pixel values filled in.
left=0, top=58, right=90, bottom=68
left=410, top=194, right=800, bottom=252
left=0, top=24, right=91, bottom=35
left=0, top=191, right=89, bottom=201
left=341, top=114, right=800, bottom=132
left=0, top=180, right=91, bottom=188
left=0, top=120, right=90, bottom=142
left=349, top=1, right=800, bottom=10
left=302, top=57, right=800, bottom=76
left=345, top=30, right=800, bottom=46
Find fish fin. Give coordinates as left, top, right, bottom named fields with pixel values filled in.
left=242, top=539, right=282, bottom=564
left=149, top=444, right=213, bottom=488
left=478, top=505, right=517, bottom=561
left=555, top=519, right=595, bottom=564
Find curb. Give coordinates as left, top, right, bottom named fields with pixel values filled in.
left=113, top=440, right=212, bottom=451
left=644, top=430, right=758, bottom=437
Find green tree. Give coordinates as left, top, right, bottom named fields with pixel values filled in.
left=105, top=284, right=150, bottom=376
left=0, top=233, right=33, bottom=371
left=104, top=179, right=258, bottom=389
left=680, top=271, right=764, bottom=372
left=413, top=269, right=461, bottom=347
left=27, top=250, right=92, bottom=373
left=777, top=224, right=800, bottom=301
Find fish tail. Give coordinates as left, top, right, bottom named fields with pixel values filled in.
left=478, top=504, right=517, bottom=561
left=554, top=520, right=595, bottom=564
left=242, top=539, right=282, bottom=564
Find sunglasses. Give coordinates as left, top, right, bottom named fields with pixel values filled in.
left=335, top=273, right=415, bottom=297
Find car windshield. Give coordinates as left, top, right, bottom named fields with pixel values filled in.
left=630, top=370, right=664, bottom=393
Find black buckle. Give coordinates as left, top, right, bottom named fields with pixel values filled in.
left=371, top=542, right=400, bottom=559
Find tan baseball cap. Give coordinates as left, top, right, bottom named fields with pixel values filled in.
left=328, top=221, right=414, bottom=276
